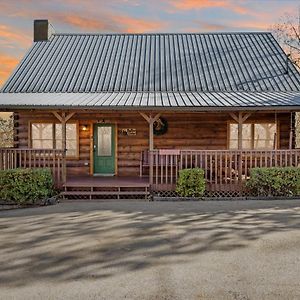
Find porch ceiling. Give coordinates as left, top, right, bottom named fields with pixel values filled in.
left=0, top=91, right=300, bottom=111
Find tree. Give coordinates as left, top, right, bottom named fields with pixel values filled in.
left=272, top=9, right=300, bottom=68
left=272, top=9, right=300, bottom=147
left=0, top=115, right=14, bottom=148
left=296, top=113, right=300, bottom=149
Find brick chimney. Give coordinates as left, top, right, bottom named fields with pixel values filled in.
left=34, top=20, right=55, bottom=42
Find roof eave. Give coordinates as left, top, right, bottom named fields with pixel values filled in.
left=1, top=105, right=299, bottom=112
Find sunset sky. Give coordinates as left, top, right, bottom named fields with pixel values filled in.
left=0, top=0, right=299, bottom=87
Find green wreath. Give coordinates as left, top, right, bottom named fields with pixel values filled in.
left=153, top=117, right=168, bottom=136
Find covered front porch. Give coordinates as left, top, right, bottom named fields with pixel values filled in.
left=1, top=147, right=300, bottom=197
left=1, top=105, right=300, bottom=197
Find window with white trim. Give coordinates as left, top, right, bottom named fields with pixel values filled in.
left=229, top=123, right=277, bottom=150
left=31, top=123, right=78, bottom=157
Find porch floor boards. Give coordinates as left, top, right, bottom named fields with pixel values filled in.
left=62, top=176, right=150, bottom=200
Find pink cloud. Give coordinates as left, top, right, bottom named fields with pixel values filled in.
left=0, top=24, right=31, bottom=47
left=0, top=24, right=31, bottom=86
left=0, top=54, right=20, bottom=86
left=169, top=0, right=249, bottom=14
left=112, top=15, right=164, bottom=33
left=51, top=13, right=165, bottom=33
left=190, top=19, right=269, bottom=33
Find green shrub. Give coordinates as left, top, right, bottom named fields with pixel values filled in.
left=0, top=168, right=54, bottom=205
left=246, top=167, right=300, bottom=197
left=176, top=168, right=205, bottom=198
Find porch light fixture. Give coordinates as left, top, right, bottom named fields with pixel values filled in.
left=81, top=124, right=88, bottom=131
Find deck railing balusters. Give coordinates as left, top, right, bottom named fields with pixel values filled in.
left=0, top=148, right=64, bottom=187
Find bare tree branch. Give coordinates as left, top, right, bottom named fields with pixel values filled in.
left=272, top=11, right=300, bottom=68
left=271, top=9, right=300, bottom=148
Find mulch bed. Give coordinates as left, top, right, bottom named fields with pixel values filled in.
left=0, top=196, right=59, bottom=210
left=153, top=196, right=300, bottom=201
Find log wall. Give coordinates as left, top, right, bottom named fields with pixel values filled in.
left=13, top=111, right=293, bottom=177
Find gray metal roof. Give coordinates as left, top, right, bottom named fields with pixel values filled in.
left=2, top=32, right=300, bottom=93
left=1, top=91, right=300, bottom=111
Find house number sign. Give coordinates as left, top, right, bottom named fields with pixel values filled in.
left=119, top=128, right=137, bottom=136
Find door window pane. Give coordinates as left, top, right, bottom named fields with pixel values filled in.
left=98, top=126, right=112, bottom=156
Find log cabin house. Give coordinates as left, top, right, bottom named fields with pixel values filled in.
left=1, top=20, right=300, bottom=198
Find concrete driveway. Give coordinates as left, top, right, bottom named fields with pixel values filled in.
left=1, top=200, right=300, bottom=300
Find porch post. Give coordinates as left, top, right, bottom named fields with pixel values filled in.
left=61, top=112, right=67, bottom=184
left=289, top=112, right=294, bottom=150
left=149, top=115, right=154, bottom=151
left=139, top=112, right=161, bottom=150
left=140, top=112, right=161, bottom=186
left=229, top=112, right=252, bottom=187
left=238, top=112, right=243, bottom=150
left=237, top=112, right=243, bottom=184
left=148, top=115, right=154, bottom=185
left=52, top=111, right=75, bottom=185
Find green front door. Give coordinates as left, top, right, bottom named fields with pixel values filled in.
left=93, top=124, right=115, bottom=175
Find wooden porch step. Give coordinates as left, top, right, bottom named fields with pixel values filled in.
left=64, top=184, right=150, bottom=188
left=64, top=176, right=150, bottom=189
left=61, top=191, right=149, bottom=196
left=60, top=189, right=150, bottom=200
left=62, top=176, right=150, bottom=200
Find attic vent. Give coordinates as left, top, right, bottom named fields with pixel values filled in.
left=34, top=20, right=55, bottom=42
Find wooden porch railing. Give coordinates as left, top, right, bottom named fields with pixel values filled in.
left=0, top=148, right=65, bottom=187
left=148, top=149, right=300, bottom=192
